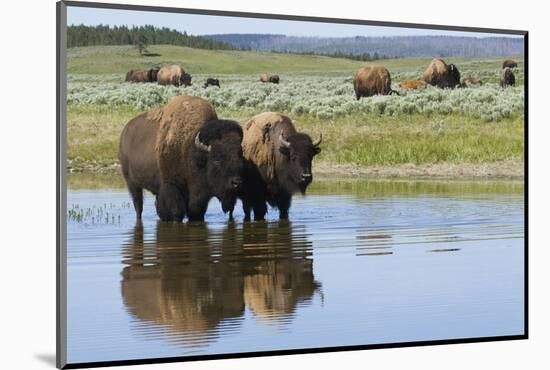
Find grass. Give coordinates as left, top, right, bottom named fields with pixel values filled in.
left=68, top=105, right=524, bottom=173
left=66, top=45, right=525, bottom=177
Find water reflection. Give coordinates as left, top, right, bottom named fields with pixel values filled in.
left=121, top=221, right=322, bottom=348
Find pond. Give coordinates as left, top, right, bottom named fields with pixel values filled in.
left=66, top=175, right=525, bottom=364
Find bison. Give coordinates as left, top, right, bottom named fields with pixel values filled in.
left=353, top=66, right=399, bottom=99
left=203, top=78, right=220, bottom=88
left=119, top=96, right=244, bottom=222
left=422, top=58, right=461, bottom=89
left=398, top=79, right=428, bottom=91
left=125, top=68, right=159, bottom=83
left=239, top=112, right=321, bottom=221
left=502, top=59, right=518, bottom=69
left=157, top=65, right=192, bottom=87
left=501, top=67, right=516, bottom=88
left=461, top=77, right=482, bottom=87
left=260, top=74, right=280, bottom=84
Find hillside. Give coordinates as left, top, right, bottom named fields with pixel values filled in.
left=206, top=34, right=524, bottom=58
left=66, top=45, right=523, bottom=76
left=66, top=44, right=368, bottom=75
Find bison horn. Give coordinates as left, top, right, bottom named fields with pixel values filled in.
left=279, top=133, right=291, bottom=148
left=312, top=133, right=322, bottom=147
left=194, top=132, right=211, bottom=153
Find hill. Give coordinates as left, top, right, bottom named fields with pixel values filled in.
left=66, top=44, right=368, bottom=75
left=206, top=34, right=524, bottom=58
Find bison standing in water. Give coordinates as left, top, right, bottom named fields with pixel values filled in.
left=502, top=59, right=518, bottom=69
left=353, top=66, right=398, bottom=99
left=157, top=65, right=192, bottom=87
left=125, top=68, right=159, bottom=83
left=119, top=96, right=244, bottom=222
left=423, top=58, right=461, bottom=89
left=239, top=112, right=321, bottom=221
left=501, top=67, right=516, bottom=88
left=260, top=74, right=280, bottom=84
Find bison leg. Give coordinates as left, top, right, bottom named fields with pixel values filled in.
left=276, top=192, right=292, bottom=220
left=187, top=195, right=209, bottom=222
left=252, top=202, right=267, bottom=221
left=157, top=183, right=186, bottom=222
left=127, top=183, right=144, bottom=220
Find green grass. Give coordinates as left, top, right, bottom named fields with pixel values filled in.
left=68, top=105, right=524, bottom=172
left=66, top=45, right=524, bottom=175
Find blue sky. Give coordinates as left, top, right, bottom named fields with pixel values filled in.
left=67, top=6, right=520, bottom=38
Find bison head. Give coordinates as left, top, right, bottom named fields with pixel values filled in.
left=148, top=68, right=160, bottom=82
left=193, top=120, right=244, bottom=213
left=181, top=73, right=192, bottom=87
left=278, top=132, right=322, bottom=195
left=448, top=64, right=461, bottom=88
left=270, top=75, right=280, bottom=84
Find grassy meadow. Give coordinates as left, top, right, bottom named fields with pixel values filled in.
left=67, top=45, right=525, bottom=177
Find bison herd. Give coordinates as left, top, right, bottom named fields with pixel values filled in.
left=120, top=58, right=519, bottom=223
left=120, top=96, right=321, bottom=223
left=353, top=58, right=518, bottom=98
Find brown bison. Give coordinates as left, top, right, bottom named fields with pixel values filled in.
left=422, top=58, right=461, bottom=89
left=119, top=96, right=244, bottom=222
left=125, top=68, right=159, bottom=83
left=398, top=79, right=428, bottom=91
left=157, top=65, right=192, bottom=87
left=260, top=74, right=280, bottom=84
left=462, top=77, right=482, bottom=87
left=353, top=66, right=399, bottom=99
left=501, top=67, right=516, bottom=88
left=239, top=112, right=321, bottom=221
left=203, top=78, right=220, bottom=88
left=502, top=59, right=518, bottom=69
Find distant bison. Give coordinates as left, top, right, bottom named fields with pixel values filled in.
left=398, top=79, right=427, bottom=91
left=157, top=65, right=192, bottom=87
left=239, top=112, right=321, bottom=221
left=260, top=74, right=280, bottom=84
left=502, top=59, right=518, bottom=69
left=203, top=78, right=220, bottom=88
left=119, top=96, right=244, bottom=222
left=353, top=66, right=398, bottom=99
left=125, top=68, right=159, bottom=83
left=462, top=77, right=482, bottom=87
left=501, top=67, right=516, bottom=88
left=423, top=58, right=461, bottom=89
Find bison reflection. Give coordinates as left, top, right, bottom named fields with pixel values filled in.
left=121, top=221, right=321, bottom=347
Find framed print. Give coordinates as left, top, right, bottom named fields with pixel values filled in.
left=57, top=1, right=527, bottom=368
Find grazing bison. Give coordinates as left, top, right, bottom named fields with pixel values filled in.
left=353, top=66, right=399, bottom=99
left=125, top=68, right=159, bottom=83
left=502, top=59, right=518, bottom=69
left=157, top=65, right=192, bottom=87
left=462, top=77, right=482, bottom=87
left=203, top=78, right=220, bottom=88
left=239, top=112, right=321, bottom=221
left=119, top=96, right=244, bottom=222
left=501, top=67, right=516, bottom=88
left=260, top=74, right=280, bottom=84
left=398, top=79, right=428, bottom=91
left=422, top=58, right=461, bottom=89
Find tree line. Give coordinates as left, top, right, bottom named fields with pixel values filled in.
left=67, top=24, right=237, bottom=51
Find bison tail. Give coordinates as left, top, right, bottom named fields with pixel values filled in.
left=389, top=89, right=401, bottom=96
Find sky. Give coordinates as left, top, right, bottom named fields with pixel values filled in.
left=67, top=6, right=521, bottom=39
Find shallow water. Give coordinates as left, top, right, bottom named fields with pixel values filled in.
left=66, top=177, right=524, bottom=364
